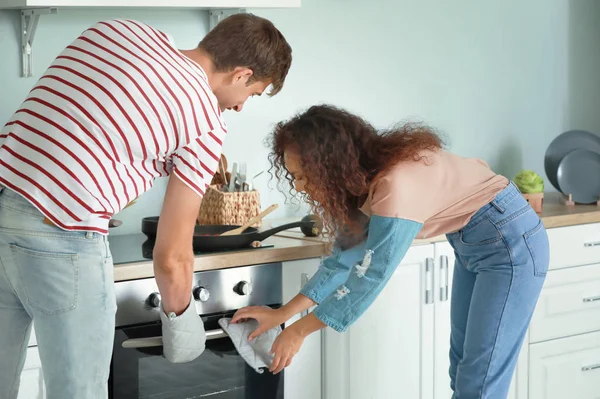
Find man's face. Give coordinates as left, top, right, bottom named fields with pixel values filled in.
left=213, top=68, right=270, bottom=112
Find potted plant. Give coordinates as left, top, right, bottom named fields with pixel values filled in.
left=514, top=170, right=544, bottom=213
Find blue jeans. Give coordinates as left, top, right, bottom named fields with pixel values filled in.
left=446, top=182, right=549, bottom=399
left=0, top=187, right=116, bottom=399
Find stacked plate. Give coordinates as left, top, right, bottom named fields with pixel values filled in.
left=544, top=130, right=600, bottom=204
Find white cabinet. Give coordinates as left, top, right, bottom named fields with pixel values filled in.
left=323, top=244, right=436, bottom=399
left=1, top=0, right=300, bottom=8
left=282, top=258, right=322, bottom=399
left=433, top=242, right=454, bottom=399
left=529, top=330, right=600, bottom=399
left=17, top=346, right=45, bottom=399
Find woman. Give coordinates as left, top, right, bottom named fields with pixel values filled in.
left=231, top=105, right=549, bottom=398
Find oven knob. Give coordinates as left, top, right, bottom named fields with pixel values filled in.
left=193, top=286, right=210, bottom=302
left=234, top=281, right=253, bottom=296
left=146, top=292, right=161, bottom=308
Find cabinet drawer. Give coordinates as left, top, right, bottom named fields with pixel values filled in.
left=530, top=263, right=600, bottom=343
left=547, top=223, right=600, bottom=270
left=529, top=331, right=600, bottom=399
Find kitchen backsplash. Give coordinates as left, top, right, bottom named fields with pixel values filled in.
left=1, top=0, right=600, bottom=235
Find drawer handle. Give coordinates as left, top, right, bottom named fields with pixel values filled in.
left=582, top=363, right=600, bottom=372
left=583, top=295, right=600, bottom=303
left=584, top=241, right=600, bottom=247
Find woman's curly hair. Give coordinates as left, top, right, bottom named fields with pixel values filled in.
left=267, top=104, right=443, bottom=247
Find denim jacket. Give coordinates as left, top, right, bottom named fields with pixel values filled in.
left=301, top=215, right=422, bottom=332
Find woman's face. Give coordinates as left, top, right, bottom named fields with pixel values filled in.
left=283, top=149, right=308, bottom=194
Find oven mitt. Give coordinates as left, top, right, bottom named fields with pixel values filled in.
left=218, top=316, right=282, bottom=374
left=159, top=295, right=206, bottom=363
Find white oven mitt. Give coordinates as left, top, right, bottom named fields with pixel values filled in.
left=159, top=295, right=206, bottom=363
left=218, top=316, right=282, bottom=374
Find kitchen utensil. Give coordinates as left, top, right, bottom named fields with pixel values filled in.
left=228, top=163, right=238, bottom=192
left=247, top=170, right=264, bottom=191
left=238, top=163, right=247, bottom=192
left=220, top=204, right=279, bottom=236
left=219, top=157, right=228, bottom=188
left=556, top=149, right=600, bottom=204
left=141, top=217, right=317, bottom=252
left=544, top=130, right=600, bottom=191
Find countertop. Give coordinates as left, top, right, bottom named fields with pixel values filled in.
left=113, top=191, right=600, bottom=282
left=113, top=234, right=329, bottom=282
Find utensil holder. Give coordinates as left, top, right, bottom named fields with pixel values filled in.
left=197, top=185, right=262, bottom=227
left=522, top=192, right=544, bottom=214
left=561, top=193, right=600, bottom=207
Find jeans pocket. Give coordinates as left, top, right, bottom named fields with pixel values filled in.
left=12, top=244, right=79, bottom=314
left=523, top=221, right=550, bottom=277
left=459, top=217, right=502, bottom=246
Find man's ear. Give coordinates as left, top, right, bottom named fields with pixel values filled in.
left=232, top=67, right=253, bottom=83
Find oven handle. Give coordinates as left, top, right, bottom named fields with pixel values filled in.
left=121, top=328, right=228, bottom=349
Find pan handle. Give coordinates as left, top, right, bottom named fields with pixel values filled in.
left=254, top=220, right=317, bottom=242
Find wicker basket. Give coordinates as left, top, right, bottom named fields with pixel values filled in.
left=197, top=185, right=262, bottom=227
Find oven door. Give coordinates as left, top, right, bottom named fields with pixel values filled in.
left=109, top=312, right=284, bottom=399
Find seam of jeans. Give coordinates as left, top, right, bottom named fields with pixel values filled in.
left=479, top=232, right=515, bottom=397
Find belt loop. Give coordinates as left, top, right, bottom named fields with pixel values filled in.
left=86, top=232, right=94, bottom=240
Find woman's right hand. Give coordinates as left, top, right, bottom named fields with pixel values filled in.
left=231, top=306, right=289, bottom=341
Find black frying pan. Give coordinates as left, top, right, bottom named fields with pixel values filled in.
left=141, top=217, right=318, bottom=252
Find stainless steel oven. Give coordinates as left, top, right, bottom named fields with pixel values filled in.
left=109, top=262, right=284, bottom=399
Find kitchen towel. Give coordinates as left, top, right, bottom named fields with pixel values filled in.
left=159, top=296, right=206, bottom=363
left=218, top=316, right=281, bottom=374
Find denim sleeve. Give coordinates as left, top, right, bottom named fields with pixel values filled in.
left=312, top=215, right=422, bottom=332
left=300, top=240, right=367, bottom=304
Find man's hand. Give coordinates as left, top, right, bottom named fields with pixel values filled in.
left=153, top=173, right=202, bottom=315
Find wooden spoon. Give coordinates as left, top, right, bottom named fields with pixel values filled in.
left=220, top=204, right=279, bottom=236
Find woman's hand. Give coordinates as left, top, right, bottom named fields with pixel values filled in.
left=269, top=324, right=305, bottom=374
left=231, top=306, right=288, bottom=341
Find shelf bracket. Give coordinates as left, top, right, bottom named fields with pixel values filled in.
left=21, top=7, right=58, bottom=78
left=208, top=8, right=246, bottom=31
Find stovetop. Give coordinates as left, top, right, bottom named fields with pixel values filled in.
left=107, top=234, right=274, bottom=265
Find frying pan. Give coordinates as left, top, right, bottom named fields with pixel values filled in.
left=141, top=217, right=319, bottom=252
left=544, top=129, right=600, bottom=191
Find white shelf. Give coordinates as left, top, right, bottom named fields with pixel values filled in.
left=1, top=0, right=300, bottom=8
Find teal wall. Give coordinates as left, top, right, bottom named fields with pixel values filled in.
left=1, top=0, right=599, bottom=235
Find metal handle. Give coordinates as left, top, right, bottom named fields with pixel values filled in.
left=300, top=273, right=310, bottom=317
left=582, top=363, right=600, bottom=372
left=439, top=255, right=449, bottom=302
left=121, top=328, right=227, bottom=349
left=584, top=241, right=600, bottom=248
left=425, top=258, right=434, bottom=305
left=583, top=295, right=600, bottom=303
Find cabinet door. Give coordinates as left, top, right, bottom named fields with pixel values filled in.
left=282, top=258, right=322, bottom=399
left=324, top=244, right=435, bottom=399
left=529, top=330, right=600, bottom=399
left=433, top=242, right=454, bottom=399
left=18, top=346, right=45, bottom=399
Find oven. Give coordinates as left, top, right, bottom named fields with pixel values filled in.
left=109, top=262, right=284, bottom=399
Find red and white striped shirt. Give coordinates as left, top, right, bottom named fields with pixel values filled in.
left=0, top=19, right=226, bottom=234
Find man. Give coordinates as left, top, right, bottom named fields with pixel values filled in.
left=0, top=13, right=292, bottom=399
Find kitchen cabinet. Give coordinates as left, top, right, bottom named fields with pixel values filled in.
left=1, top=0, right=300, bottom=8
left=282, top=258, right=323, bottom=399
left=529, top=330, right=600, bottom=399
left=433, top=241, right=454, bottom=399
left=17, top=346, right=46, bottom=399
left=323, top=244, right=436, bottom=399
